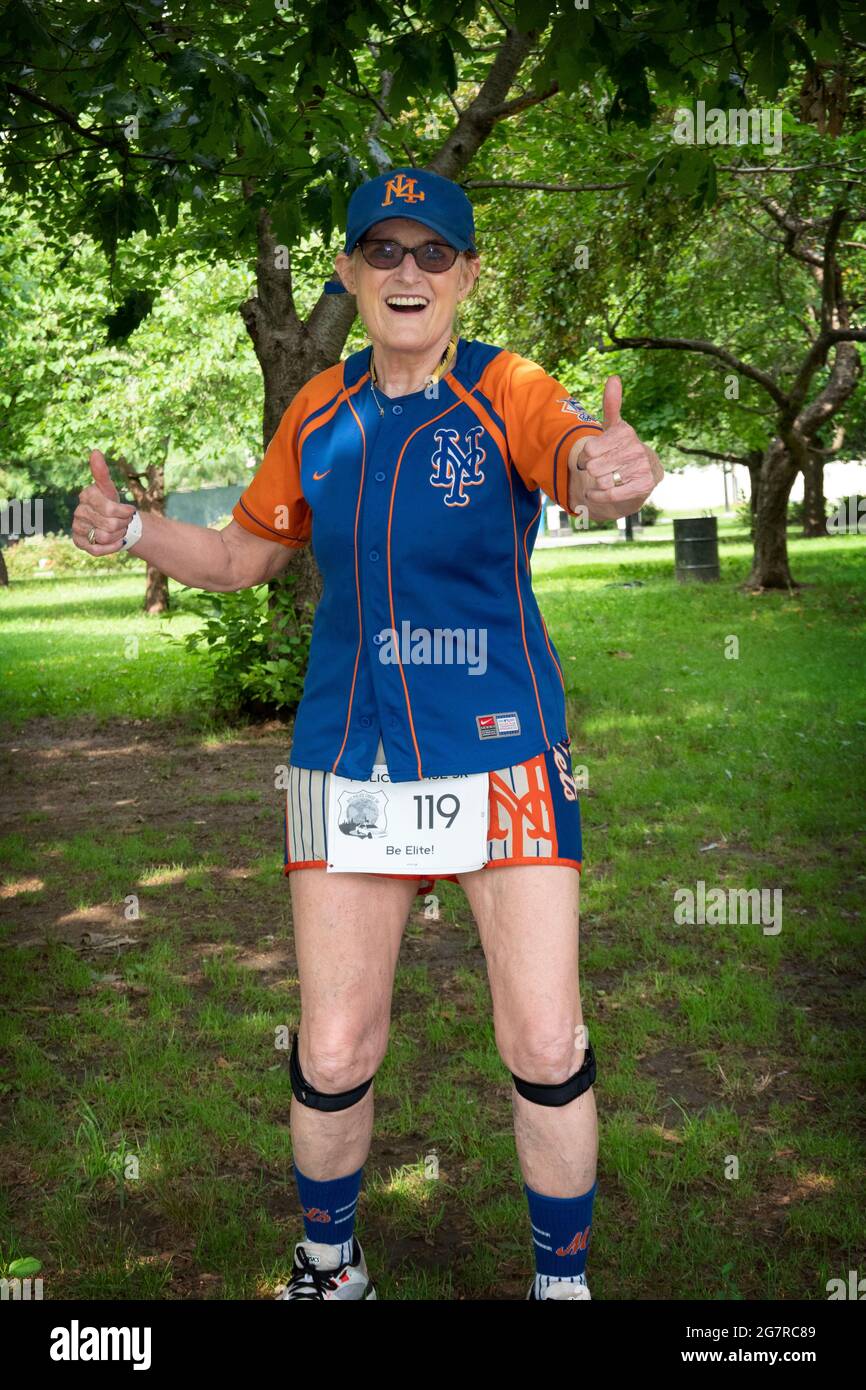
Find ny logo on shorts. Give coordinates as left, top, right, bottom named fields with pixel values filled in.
left=429, top=425, right=487, bottom=507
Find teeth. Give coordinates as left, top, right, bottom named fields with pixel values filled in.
left=386, top=296, right=428, bottom=306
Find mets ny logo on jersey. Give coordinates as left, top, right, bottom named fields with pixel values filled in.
left=430, top=425, right=486, bottom=506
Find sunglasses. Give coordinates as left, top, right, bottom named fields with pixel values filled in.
left=357, top=237, right=461, bottom=273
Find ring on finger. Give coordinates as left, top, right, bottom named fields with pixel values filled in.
left=87, top=527, right=96, bottom=543
left=612, top=470, right=624, bottom=487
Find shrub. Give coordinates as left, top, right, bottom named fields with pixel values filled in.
left=735, top=498, right=754, bottom=531
left=174, top=575, right=313, bottom=718
left=2, top=531, right=135, bottom=577
left=787, top=498, right=833, bottom=526
left=573, top=512, right=617, bottom=531
left=638, top=500, right=660, bottom=525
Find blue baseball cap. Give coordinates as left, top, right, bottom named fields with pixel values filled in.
left=324, top=167, right=476, bottom=294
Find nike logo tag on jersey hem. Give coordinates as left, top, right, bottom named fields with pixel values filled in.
left=477, top=712, right=521, bottom=739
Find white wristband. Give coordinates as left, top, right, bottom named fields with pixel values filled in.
left=121, top=509, right=143, bottom=550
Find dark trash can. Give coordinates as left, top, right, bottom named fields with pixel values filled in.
left=674, top=516, right=720, bottom=583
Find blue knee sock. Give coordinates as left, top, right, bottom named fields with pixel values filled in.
left=293, top=1162, right=363, bottom=1264
left=525, top=1178, right=597, bottom=1293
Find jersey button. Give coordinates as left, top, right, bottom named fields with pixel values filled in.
left=360, top=716, right=372, bottom=728
left=392, top=404, right=403, bottom=415
left=374, top=471, right=385, bottom=482
left=369, top=549, right=379, bottom=561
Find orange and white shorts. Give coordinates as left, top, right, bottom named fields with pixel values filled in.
left=283, top=737, right=582, bottom=896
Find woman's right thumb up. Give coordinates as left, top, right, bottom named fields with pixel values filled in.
left=89, top=449, right=120, bottom=503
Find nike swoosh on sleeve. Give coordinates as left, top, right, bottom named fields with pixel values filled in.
left=313, top=469, right=332, bottom=480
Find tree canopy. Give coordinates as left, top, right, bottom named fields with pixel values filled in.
left=2, top=0, right=865, bottom=591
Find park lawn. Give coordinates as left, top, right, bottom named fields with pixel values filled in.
left=0, top=571, right=213, bottom=728
left=0, top=534, right=864, bottom=1300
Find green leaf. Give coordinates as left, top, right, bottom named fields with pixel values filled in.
left=514, top=0, right=555, bottom=33
left=269, top=194, right=303, bottom=247
left=90, top=188, right=160, bottom=257
left=104, top=289, right=156, bottom=342
left=434, top=33, right=458, bottom=93
left=749, top=22, right=790, bottom=97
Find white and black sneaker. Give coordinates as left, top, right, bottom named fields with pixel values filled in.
left=527, top=1276, right=591, bottom=1300
left=277, top=1236, right=377, bottom=1300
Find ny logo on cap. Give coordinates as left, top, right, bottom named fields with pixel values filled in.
left=382, top=173, right=426, bottom=206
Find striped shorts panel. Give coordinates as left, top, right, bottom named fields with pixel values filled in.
left=284, top=737, right=582, bottom=894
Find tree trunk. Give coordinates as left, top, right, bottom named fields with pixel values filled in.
left=746, top=448, right=763, bottom=535
left=240, top=210, right=358, bottom=643
left=144, top=559, right=168, bottom=614
left=801, top=448, right=826, bottom=536
left=744, top=439, right=800, bottom=589
left=0, top=546, right=8, bottom=586
left=114, top=452, right=170, bottom=615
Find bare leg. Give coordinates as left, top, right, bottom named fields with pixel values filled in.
left=288, top=869, right=420, bottom=1180
left=457, top=864, right=597, bottom=1196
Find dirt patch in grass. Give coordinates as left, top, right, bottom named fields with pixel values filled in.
left=1, top=713, right=284, bottom=847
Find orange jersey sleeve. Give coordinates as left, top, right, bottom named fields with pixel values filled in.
left=231, top=383, right=318, bottom=548
left=478, top=351, right=604, bottom=514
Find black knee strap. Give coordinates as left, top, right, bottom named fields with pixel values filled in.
left=511, top=1039, right=596, bottom=1107
left=289, top=1031, right=375, bottom=1112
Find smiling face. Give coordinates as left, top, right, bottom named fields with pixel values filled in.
left=335, top=217, right=480, bottom=355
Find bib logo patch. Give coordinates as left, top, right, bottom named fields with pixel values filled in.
left=476, top=712, right=521, bottom=739
left=335, top=788, right=389, bottom=838
left=559, top=397, right=601, bottom=424
left=430, top=425, right=486, bottom=506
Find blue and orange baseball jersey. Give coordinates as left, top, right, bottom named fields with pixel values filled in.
left=231, top=336, right=603, bottom=782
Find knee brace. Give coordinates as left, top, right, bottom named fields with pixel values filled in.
left=511, top=1039, right=596, bottom=1107
left=289, top=1031, right=375, bottom=1112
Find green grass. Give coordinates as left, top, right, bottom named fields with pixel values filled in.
left=0, top=571, right=209, bottom=725
left=534, top=533, right=865, bottom=903
left=0, top=533, right=864, bottom=1300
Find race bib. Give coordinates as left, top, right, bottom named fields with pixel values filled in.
left=326, top=764, right=489, bottom=874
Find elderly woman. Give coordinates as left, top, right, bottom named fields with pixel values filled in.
left=74, top=165, right=662, bottom=1302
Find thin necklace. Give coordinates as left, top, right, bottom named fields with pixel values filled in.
left=369, top=334, right=458, bottom=416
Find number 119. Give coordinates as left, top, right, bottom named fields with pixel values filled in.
left=413, top=794, right=459, bottom=829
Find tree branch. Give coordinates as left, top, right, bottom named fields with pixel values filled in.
left=464, top=176, right=630, bottom=193
left=483, top=82, right=559, bottom=121
left=602, top=329, right=789, bottom=407
left=425, top=26, right=540, bottom=181
left=819, top=203, right=847, bottom=336
left=4, top=82, right=182, bottom=165
left=675, top=444, right=762, bottom=465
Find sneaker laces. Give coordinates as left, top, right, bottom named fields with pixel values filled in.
left=285, top=1245, right=343, bottom=1300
